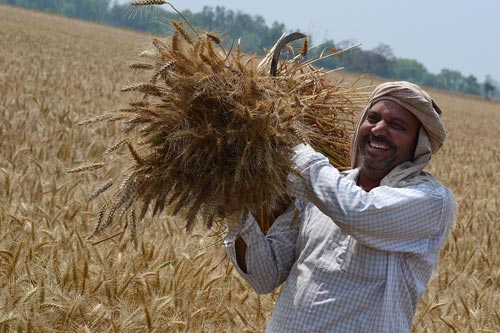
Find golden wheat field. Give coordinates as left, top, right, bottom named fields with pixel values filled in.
left=1, top=4, right=500, bottom=332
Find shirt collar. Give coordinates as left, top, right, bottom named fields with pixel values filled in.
left=342, top=167, right=360, bottom=182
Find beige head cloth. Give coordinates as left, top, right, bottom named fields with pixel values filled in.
left=350, top=81, right=446, bottom=186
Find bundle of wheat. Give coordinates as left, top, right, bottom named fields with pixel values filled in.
left=71, top=0, right=368, bottom=235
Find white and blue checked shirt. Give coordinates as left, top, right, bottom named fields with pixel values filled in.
left=225, top=144, right=455, bottom=332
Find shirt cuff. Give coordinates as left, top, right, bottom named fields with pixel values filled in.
left=291, top=143, right=313, bottom=165
left=287, top=143, right=318, bottom=198
left=224, top=211, right=257, bottom=244
left=224, top=213, right=264, bottom=276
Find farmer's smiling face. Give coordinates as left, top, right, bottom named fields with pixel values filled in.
left=358, top=100, right=421, bottom=179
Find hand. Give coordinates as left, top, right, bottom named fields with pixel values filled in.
left=251, top=198, right=292, bottom=231
left=221, top=193, right=241, bottom=217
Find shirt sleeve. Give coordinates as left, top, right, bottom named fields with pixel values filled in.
left=224, top=202, right=301, bottom=294
left=287, top=144, right=451, bottom=253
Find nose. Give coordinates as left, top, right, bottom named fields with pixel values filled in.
left=371, top=120, right=387, bottom=136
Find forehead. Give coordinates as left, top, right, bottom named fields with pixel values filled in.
left=368, top=100, right=420, bottom=125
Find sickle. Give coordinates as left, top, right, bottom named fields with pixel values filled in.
left=270, top=32, right=307, bottom=76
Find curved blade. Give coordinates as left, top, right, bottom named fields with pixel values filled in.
left=270, top=32, right=307, bottom=76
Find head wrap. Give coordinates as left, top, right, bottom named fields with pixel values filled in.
left=350, top=81, right=446, bottom=186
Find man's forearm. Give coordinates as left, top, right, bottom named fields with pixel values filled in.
left=234, top=201, right=291, bottom=274
left=235, top=236, right=247, bottom=273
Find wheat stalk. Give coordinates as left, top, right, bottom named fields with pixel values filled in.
left=66, top=163, right=104, bottom=173
left=73, top=16, right=367, bottom=234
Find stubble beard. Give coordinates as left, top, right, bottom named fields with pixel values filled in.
left=359, top=135, right=413, bottom=175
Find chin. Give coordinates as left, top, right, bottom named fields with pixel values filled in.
left=361, top=157, right=395, bottom=173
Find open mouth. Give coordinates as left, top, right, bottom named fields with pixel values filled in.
left=368, top=140, right=390, bottom=150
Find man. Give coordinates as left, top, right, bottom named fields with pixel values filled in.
left=224, top=81, right=456, bottom=332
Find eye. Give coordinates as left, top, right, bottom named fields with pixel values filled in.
left=391, top=122, right=406, bottom=130
left=366, top=113, right=379, bottom=123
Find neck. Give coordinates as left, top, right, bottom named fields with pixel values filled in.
left=357, top=167, right=385, bottom=192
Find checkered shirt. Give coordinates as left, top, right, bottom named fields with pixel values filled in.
left=224, top=144, right=455, bottom=332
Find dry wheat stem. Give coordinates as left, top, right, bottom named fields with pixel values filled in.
left=66, top=163, right=105, bottom=173
left=131, top=0, right=199, bottom=37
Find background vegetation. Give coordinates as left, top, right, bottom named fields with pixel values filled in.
left=1, top=4, right=500, bottom=332
left=1, top=0, right=500, bottom=98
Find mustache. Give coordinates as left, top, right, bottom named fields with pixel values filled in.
left=361, top=135, right=395, bottom=149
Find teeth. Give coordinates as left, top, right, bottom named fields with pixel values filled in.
left=369, top=141, right=389, bottom=150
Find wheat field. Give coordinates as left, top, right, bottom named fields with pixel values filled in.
left=1, top=5, right=499, bottom=332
